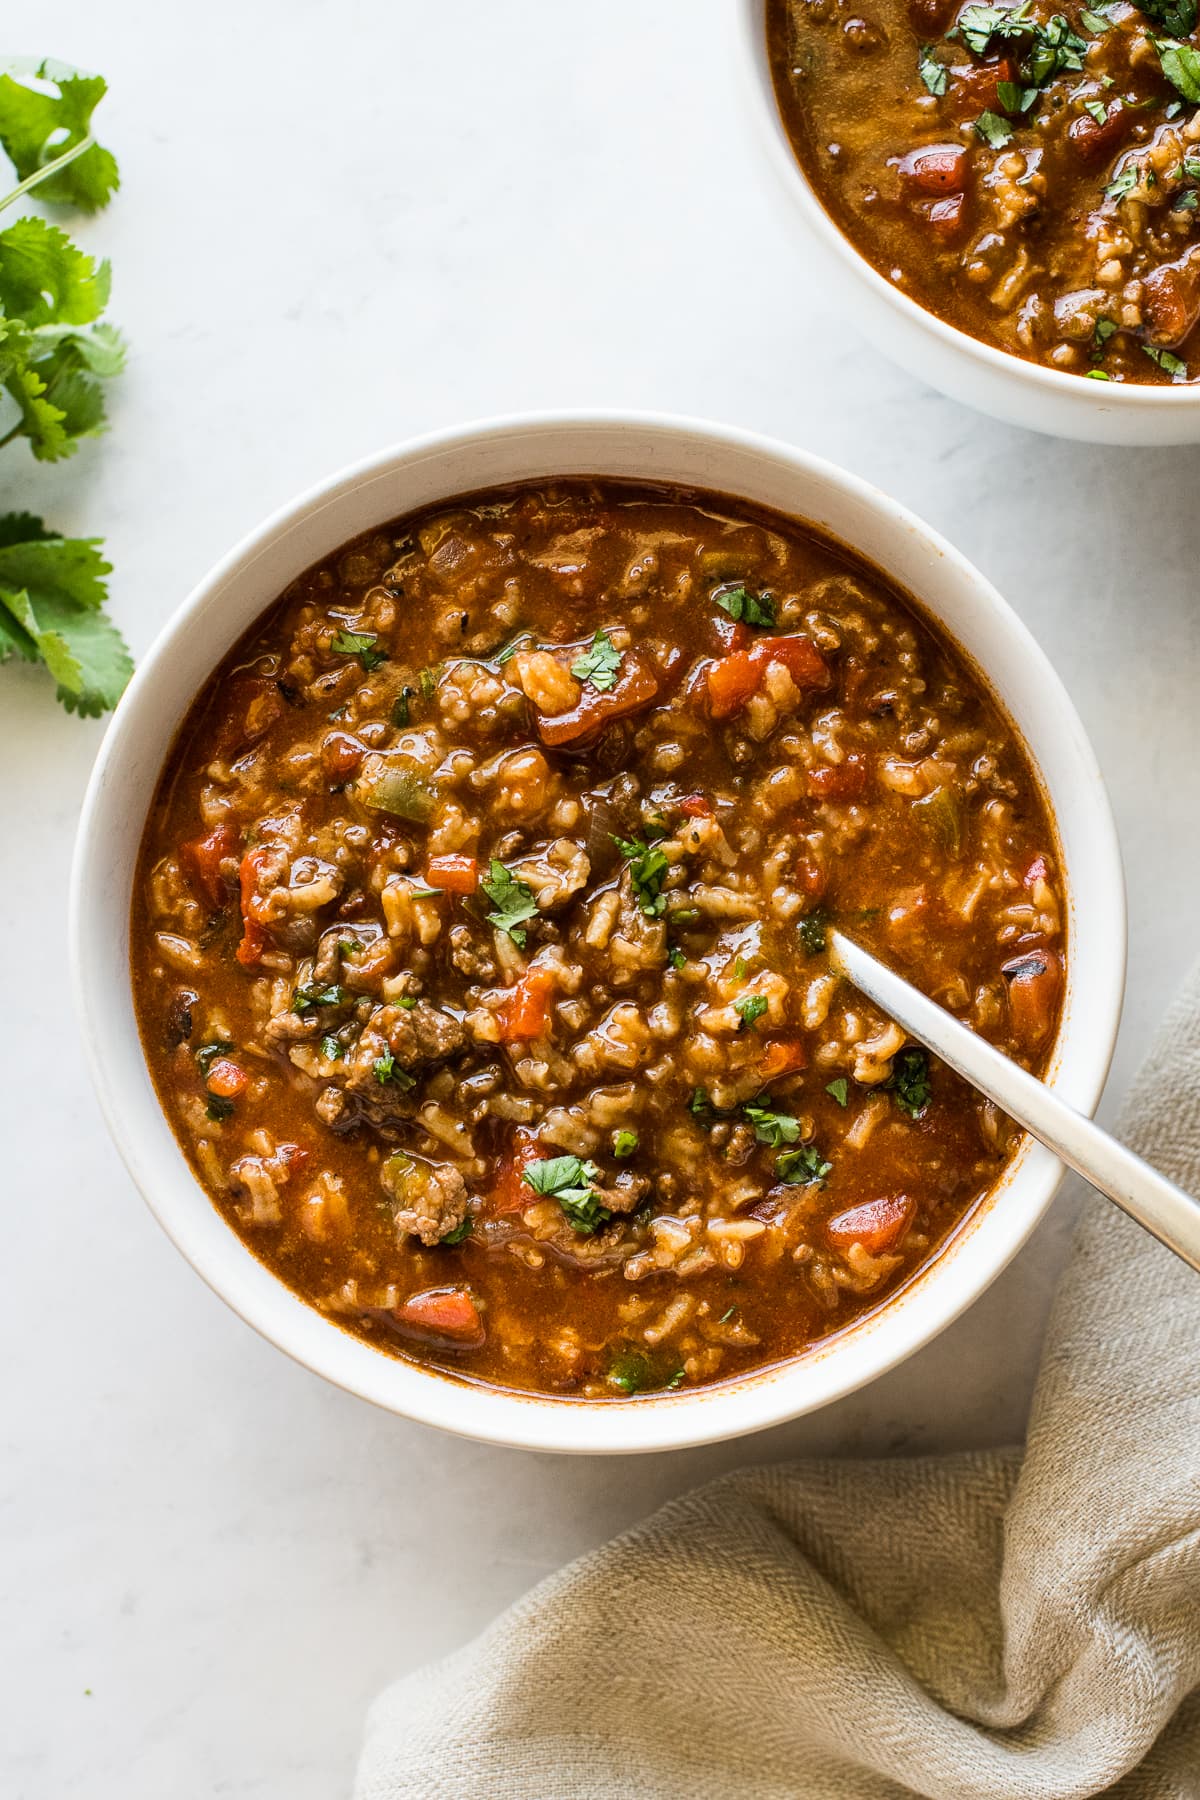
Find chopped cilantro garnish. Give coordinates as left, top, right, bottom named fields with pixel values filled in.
left=495, top=630, right=535, bottom=664
left=955, top=2, right=1034, bottom=57
left=292, top=983, right=347, bottom=1014
left=1083, top=98, right=1108, bottom=123
left=372, top=1049, right=414, bottom=1088
left=888, top=1046, right=932, bottom=1118
left=570, top=629, right=622, bottom=692
left=205, top=1095, right=235, bottom=1123
left=715, top=585, right=776, bottom=628
left=440, top=1214, right=474, bottom=1245
left=734, top=956, right=749, bottom=981
left=613, top=835, right=670, bottom=917
left=397, top=995, right=417, bottom=1010
left=667, top=945, right=687, bottom=970
left=734, top=994, right=769, bottom=1031
left=391, top=687, right=413, bottom=727
left=997, top=80, right=1038, bottom=113
left=975, top=110, right=1014, bottom=148
left=1092, top=317, right=1118, bottom=363
left=918, top=44, right=948, bottom=94
left=613, top=1128, right=639, bottom=1159
left=1079, top=3, right=1113, bottom=28
left=320, top=1034, right=344, bottom=1061
left=1085, top=370, right=1112, bottom=380
left=1105, top=164, right=1140, bottom=202
left=340, top=938, right=363, bottom=955
left=799, top=909, right=828, bottom=956
left=1139, top=0, right=1197, bottom=37
left=1155, top=36, right=1200, bottom=102
left=776, top=1144, right=832, bottom=1186
left=1142, top=344, right=1188, bottom=378
left=1175, top=188, right=1199, bottom=211
left=688, top=1087, right=734, bottom=1127
left=607, top=1346, right=685, bottom=1395
left=481, top=859, right=539, bottom=946
left=194, top=1040, right=234, bottom=1078
left=743, top=1102, right=802, bottom=1148
left=330, top=629, right=386, bottom=672
left=826, top=1077, right=849, bottom=1107
left=522, top=1155, right=612, bottom=1235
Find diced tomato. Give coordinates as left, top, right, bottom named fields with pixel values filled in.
left=535, top=654, right=660, bottom=747
left=393, top=1286, right=484, bottom=1346
left=927, top=193, right=967, bottom=242
left=706, top=648, right=762, bottom=719
left=758, top=635, right=831, bottom=691
left=204, top=1058, right=247, bottom=1099
left=678, top=793, right=712, bottom=818
left=707, top=634, right=831, bottom=720
left=1069, top=105, right=1134, bottom=166
left=321, top=731, right=365, bottom=783
left=1003, top=948, right=1061, bottom=1046
left=1023, top=854, right=1048, bottom=889
left=500, top=967, right=556, bottom=1042
left=491, top=1127, right=543, bottom=1214
left=826, top=1193, right=915, bottom=1256
left=897, top=144, right=968, bottom=196
left=426, top=854, right=479, bottom=895
left=807, top=754, right=869, bottom=801
left=1143, top=253, right=1200, bottom=350
left=796, top=857, right=828, bottom=899
left=236, top=846, right=277, bottom=967
left=180, top=823, right=237, bottom=910
left=760, top=1039, right=808, bottom=1081
left=948, top=56, right=1017, bottom=119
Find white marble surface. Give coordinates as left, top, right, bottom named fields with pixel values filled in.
left=6, top=2, right=1200, bottom=1794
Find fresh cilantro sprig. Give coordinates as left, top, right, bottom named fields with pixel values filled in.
left=613, top=834, right=670, bottom=917
left=0, top=515, right=131, bottom=714
left=570, top=628, right=622, bottom=692
left=743, top=1101, right=802, bottom=1148
left=0, top=60, right=131, bottom=716
left=1142, top=344, right=1188, bottom=379
left=292, top=982, right=348, bottom=1014
left=482, top=859, right=539, bottom=946
left=522, top=1155, right=613, bottom=1235
left=1155, top=36, right=1200, bottom=103
left=1138, top=0, right=1197, bottom=38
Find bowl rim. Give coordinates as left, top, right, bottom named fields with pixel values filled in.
left=69, top=409, right=1127, bottom=1454
left=733, top=0, right=1200, bottom=413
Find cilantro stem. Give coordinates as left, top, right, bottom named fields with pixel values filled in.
left=0, top=132, right=96, bottom=216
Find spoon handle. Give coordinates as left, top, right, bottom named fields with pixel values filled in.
left=829, top=928, right=1200, bottom=1275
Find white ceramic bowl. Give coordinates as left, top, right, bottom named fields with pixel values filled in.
left=735, top=0, right=1200, bottom=445
left=70, top=413, right=1126, bottom=1453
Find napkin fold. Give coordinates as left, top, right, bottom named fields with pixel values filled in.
left=356, top=970, right=1200, bottom=1800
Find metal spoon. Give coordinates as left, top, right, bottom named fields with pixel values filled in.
left=828, top=928, right=1200, bottom=1275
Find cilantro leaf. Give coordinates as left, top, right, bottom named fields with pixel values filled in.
left=743, top=1101, right=802, bottom=1148
left=613, top=1129, right=639, bottom=1158
left=0, top=517, right=130, bottom=713
left=1105, top=163, right=1141, bottom=202
left=606, top=1345, right=685, bottom=1395
left=481, top=859, right=539, bottom=946
left=799, top=909, right=828, bottom=956
left=888, top=1046, right=932, bottom=1118
left=734, top=994, right=769, bottom=1030
left=918, top=44, right=948, bottom=94
left=522, top=1155, right=612, bottom=1235
left=330, top=628, right=386, bottom=672
left=0, top=218, right=124, bottom=460
left=570, top=628, right=622, bottom=692
left=440, top=1213, right=473, bottom=1245
left=1142, top=344, right=1189, bottom=378
left=776, top=1144, right=832, bottom=1186
left=715, top=585, right=776, bottom=628
left=194, top=1040, right=235, bottom=1078
left=826, top=1078, right=849, bottom=1107
left=613, top=834, right=670, bottom=917
left=1156, top=37, right=1200, bottom=102
left=373, top=1048, right=415, bottom=1088
left=0, top=60, right=119, bottom=214
left=320, top=1033, right=344, bottom=1061
left=954, top=2, right=1033, bottom=56
left=292, top=982, right=348, bottom=1014
left=1079, top=4, right=1114, bottom=27
left=975, top=111, right=1014, bottom=148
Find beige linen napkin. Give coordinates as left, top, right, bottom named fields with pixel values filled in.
left=356, top=971, right=1200, bottom=1800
